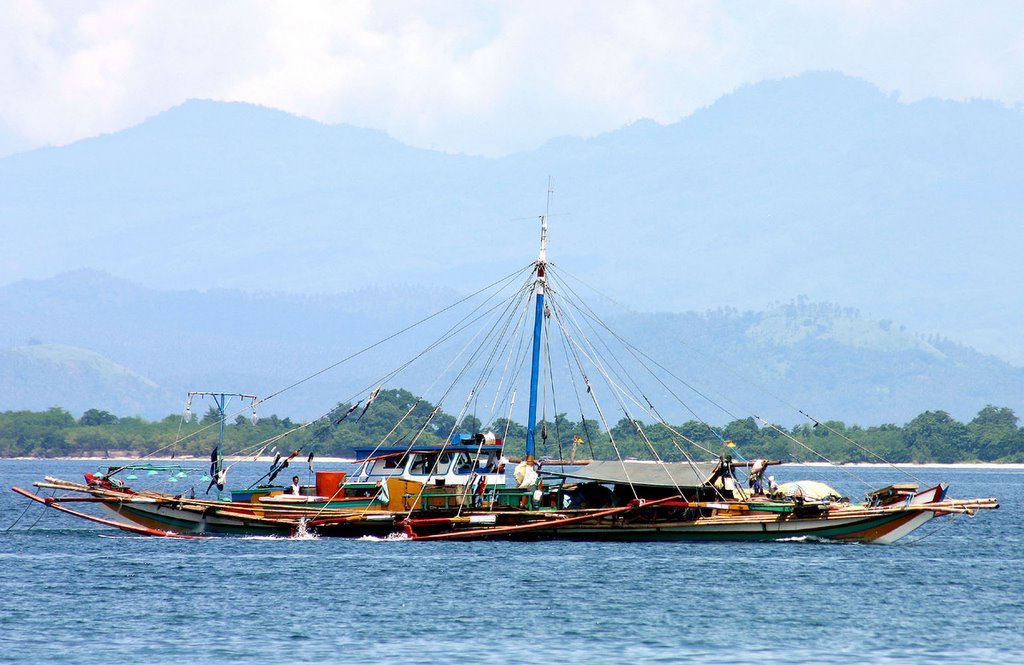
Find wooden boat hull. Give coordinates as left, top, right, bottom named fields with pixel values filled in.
left=484, top=509, right=938, bottom=544
left=96, top=500, right=294, bottom=536
left=401, top=507, right=941, bottom=544
left=93, top=498, right=406, bottom=537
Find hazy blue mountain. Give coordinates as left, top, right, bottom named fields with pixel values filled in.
left=1, top=71, right=1021, bottom=369
left=1, top=271, right=1020, bottom=426
left=0, top=343, right=173, bottom=416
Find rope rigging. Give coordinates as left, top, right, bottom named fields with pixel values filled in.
left=547, top=263, right=913, bottom=485
left=133, top=262, right=536, bottom=462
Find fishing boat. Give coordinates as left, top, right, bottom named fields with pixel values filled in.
left=13, top=194, right=999, bottom=541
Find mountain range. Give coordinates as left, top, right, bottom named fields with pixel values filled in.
left=0, top=270, right=1020, bottom=426
left=1, top=70, right=1021, bottom=423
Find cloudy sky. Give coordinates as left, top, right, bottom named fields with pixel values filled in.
left=2, top=0, right=1022, bottom=157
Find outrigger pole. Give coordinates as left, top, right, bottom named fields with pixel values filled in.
left=524, top=182, right=552, bottom=459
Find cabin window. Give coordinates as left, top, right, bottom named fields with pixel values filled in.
left=410, top=452, right=453, bottom=476
left=382, top=454, right=406, bottom=470
left=453, top=452, right=475, bottom=475
left=368, top=456, right=406, bottom=476
left=409, top=454, right=434, bottom=476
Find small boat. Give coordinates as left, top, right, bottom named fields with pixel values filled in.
left=13, top=195, right=999, bottom=541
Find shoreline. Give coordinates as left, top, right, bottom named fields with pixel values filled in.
left=3, top=457, right=1023, bottom=469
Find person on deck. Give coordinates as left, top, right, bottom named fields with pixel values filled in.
left=514, top=455, right=538, bottom=489
left=289, top=475, right=301, bottom=496
left=749, top=459, right=767, bottom=496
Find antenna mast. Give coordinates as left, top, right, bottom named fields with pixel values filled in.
left=525, top=178, right=553, bottom=458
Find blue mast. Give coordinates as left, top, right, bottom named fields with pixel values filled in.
left=524, top=191, right=551, bottom=459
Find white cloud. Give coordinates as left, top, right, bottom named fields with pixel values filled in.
left=0, top=0, right=1022, bottom=157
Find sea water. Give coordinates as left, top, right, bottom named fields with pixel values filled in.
left=2, top=460, right=1021, bottom=664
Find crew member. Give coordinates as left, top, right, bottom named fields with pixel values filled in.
left=514, top=455, right=538, bottom=489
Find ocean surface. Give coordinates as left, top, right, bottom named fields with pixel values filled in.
left=2, top=460, right=1021, bottom=664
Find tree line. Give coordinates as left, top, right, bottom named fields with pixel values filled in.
left=1, top=389, right=1021, bottom=463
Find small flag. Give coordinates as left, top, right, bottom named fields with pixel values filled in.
left=726, top=441, right=736, bottom=448
left=358, top=385, right=382, bottom=420
left=335, top=402, right=360, bottom=425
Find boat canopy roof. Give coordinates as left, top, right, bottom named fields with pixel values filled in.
left=544, top=460, right=721, bottom=489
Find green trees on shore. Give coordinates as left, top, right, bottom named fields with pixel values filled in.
left=1, top=389, right=1021, bottom=463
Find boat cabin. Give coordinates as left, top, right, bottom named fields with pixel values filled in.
left=351, top=433, right=507, bottom=488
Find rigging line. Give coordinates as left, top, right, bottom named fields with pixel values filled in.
left=484, top=324, right=534, bottom=439
left=489, top=291, right=537, bottom=422
left=798, top=410, right=923, bottom=483
left=486, top=283, right=536, bottom=425
left=26, top=497, right=51, bottom=530
left=354, top=278, right=533, bottom=474
left=309, top=267, right=533, bottom=435
left=150, top=263, right=535, bottom=458
left=500, top=390, right=517, bottom=448
left=548, top=271, right=722, bottom=459
left=133, top=396, right=194, bottom=461
left=353, top=403, right=443, bottom=520
left=257, top=262, right=535, bottom=406
left=363, top=404, right=443, bottom=517
left=549, top=272, right=647, bottom=401
left=749, top=417, right=878, bottom=490
left=547, top=285, right=636, bottom=419
left=333, top=276, right=534, bottom=449
left=629, top=419, right=688, bottom=498
left=461, top=279, right=540, bottom=425
left=4, top=497, right=40, bottom=532
left=454, top=428, right=491, bottom=518
left=548, top=286, right=722, bottom=488
left=431, top=280, right=538, bottom=414
left=404, top=389, right=479, bottom=519
left=551, top=272, right=780, bottom=498
left=370, top=399, right=423, bottom=455
left=551, top=274, right=678, bottom=426
left=354, top=290, right=532, bottom=465
left=555, top=309, right=596, bottom=459
left=359, top=273, right=536, bottom=397
left=549, top=287, right=669, bottom=437
left=898, top=511, right=964, bottom=546
left=174, top=399, right=187, bottom=452
left=385, top=279, right=534, bottom=503
left=310, top=399, right=422, bottom=522
left=551, top=262, right=899, bottom=469
left=543, top=313, right=565, bottom=462
left=476, top=291, right=535, bottom=433
left=229, top=276, right=536, bottom=461
left=545, top=293, right=637, bottom=499
left=548, top=267, right=737, bottom=436
left=540, top=307, right=550, bottom=454
left=549, top=264, right=753, bottom=424
left=548, top=294, right=696, bottom=498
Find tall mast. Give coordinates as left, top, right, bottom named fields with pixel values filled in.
left=525, top=181, right=552, bottom=458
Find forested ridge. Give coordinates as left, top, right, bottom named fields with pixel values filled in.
left=2, top=389, right=1022, bottom=463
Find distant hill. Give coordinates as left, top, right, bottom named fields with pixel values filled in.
left=1, top=71, right=1021, bottom=367
left=0, top=271, right=1020, bottom=426
left=0, top=343, right=172, bottom=415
